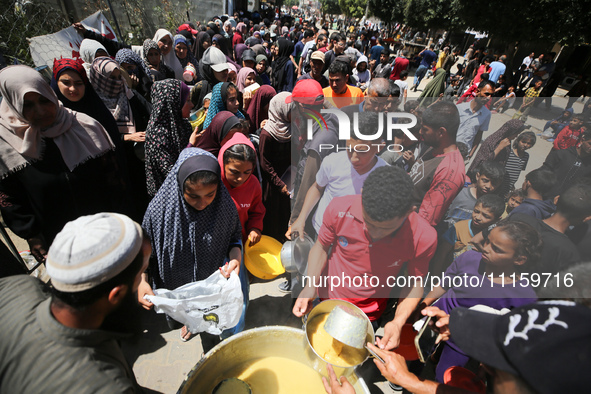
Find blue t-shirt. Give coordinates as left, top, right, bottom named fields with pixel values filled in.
left=420, top=50, right=437, bottom=68
left=369, top=45, right=384, bottom=61
left=292, top=41, right=305, bottom=61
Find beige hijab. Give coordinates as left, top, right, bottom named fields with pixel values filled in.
left=0, top=65, right=114, bottom=178
left=263, top=91, right=292, bottom=142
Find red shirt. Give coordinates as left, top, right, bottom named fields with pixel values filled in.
left=389, top=57, right=410, bottom=81
left=317, top=195, right=437, bottom=320
left=232, top=32, right=244, bottom=47
left=410, top=148, right=466, bottom=226
left=218, top=134, right=266, bottom=242
left=553, top=125, right=583, bottom=150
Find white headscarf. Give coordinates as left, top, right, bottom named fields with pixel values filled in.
left=0, top=65, right=114, bottom=178
left=79, top=39, right=108, bottom=76
left=153, top=29, right=184, bottom=80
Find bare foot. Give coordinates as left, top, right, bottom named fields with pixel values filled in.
left=180, top=326, right=194, bottom=342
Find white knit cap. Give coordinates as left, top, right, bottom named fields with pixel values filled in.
left=46, top=213, right=143, bottom=292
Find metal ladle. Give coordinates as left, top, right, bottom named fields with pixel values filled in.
left=323, top=305, right=386, bottom=364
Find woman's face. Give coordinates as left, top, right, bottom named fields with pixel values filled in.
left=146, top=48, right=161, bottom=67
left=244, top=72, right=256, bottom=87
left=183, top=181, right=217, bottom=211
left=224, top=24, right=232, bottom=33
left=228, top=70, right=237, bottom=84
left=121, top=62, right=136, bottom=74
left=256, top=61, right=266, bottom=74
left=214, top=69, right=229, bottom=83
left=226, top=87, right=240, bottom=113
left=224, top=159, right=253, bottom=188
left=22, top=92, right=57, bottom=128
left=57, top=70, right=85, bottom=102
left=158, top=35, right=173, bottom=55
left=202, top=40, right=210, bottom=50
left=175, top=43, right=188, bottom=59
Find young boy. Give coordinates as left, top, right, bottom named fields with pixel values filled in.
left=443, top=161, right=505, bottom=230
left=509, top=168, right=557, bottom=220
left=517, top=79, right=543, bottom=121
left=431, top=193, right=505, bottom=275
left=501, top=188, right=525, bottom=218
left=552, top=114, right=585, bottom=149
left=288, top=113, right=388, bottom=238
left=394, top=70, right=409, bottom=106
left=443, top=76, right=460, bottom=99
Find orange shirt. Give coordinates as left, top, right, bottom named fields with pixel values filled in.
left=323, top=85, right=364, bottom=108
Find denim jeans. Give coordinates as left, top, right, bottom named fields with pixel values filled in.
left=414, top=65, right=428, bottom=87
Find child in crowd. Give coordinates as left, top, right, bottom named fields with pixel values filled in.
left=552, top=114, right=586, bottom=149
left=499, top=131, right=536, bottom=198
left=443, top=161, right=505, bottom=230
left=288, top=113, right=388, bottom=239
left=218, top=133, right=265, bottom=245
left=443, top=76, right=460, bottom=99
left=431, top=193, right=505, bottom=275
left=492, top=85, right=516, bottom=113
left=394, top=70, right=409, bottom=106
left=422, top=220, right=539, bottom=382
left=501, top=188, right=525, bottom=218
left=352, top=55, right=371, bottom=91
left=509, top=168, right=557, bottom=220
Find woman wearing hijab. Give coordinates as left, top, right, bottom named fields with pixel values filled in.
left=192, top=31, right=211, bottom=61
left=79, top=39, right=109, bottom=76
left=145, top=79, right=193, bottom=197
left=222, top=20, right=233, bottom=38
left=212, top=34, right=240, bottom=71
left=193, top=111, right=244, bottom=157
left=153, top=29, right=184, bottom=80
left=466, top=119, right=527, bottom=181
left=246, top=85, right=276, bottom=134
left=0, top=65, right=131, bottom=262
left=233, top=22, right=246, bottom=47
left=140, top=148, right=242, bottom=341
left=271, top=38, right=295, bottom=93
left=173, top=34, right=199, bottom=71
left=418, top=68, right=447, bottom=106
left=236, top=67, right=256, bottom=93
left=203, top=82, right=246, bottom=129
left=259, top=92, right=292, bottom=241
left=234, top=44, right=248, bottom=68
left=90, top=57, right=151, bottom=213
left=142, top=39, right=175, bottom=81
left=115, top=48, right=153, bottom=99
left=190, top=47, right=229, bottom=109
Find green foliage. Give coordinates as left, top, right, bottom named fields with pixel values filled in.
left=368, top=0, right=406, bottom=24
left=338, top=0, right=365, bottom=18
left=0, top=1, right=70, bottom=66
left=404, top=0, right=465, bottom=31
left=455, top=0, right=591, bottom=45
left=319, top=0, right=342, bottom=15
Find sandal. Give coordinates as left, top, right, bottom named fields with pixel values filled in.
left=180, top=326, right=194, bottom=342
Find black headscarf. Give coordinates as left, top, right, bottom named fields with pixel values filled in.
left=272, top=38, right=294, bottom=92
left=192, top=32, right=212, bottom=60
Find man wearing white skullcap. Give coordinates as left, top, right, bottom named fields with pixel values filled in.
left=0, top=213, right=150, bottom=393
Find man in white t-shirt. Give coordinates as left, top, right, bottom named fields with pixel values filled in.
left=394, top=70, right=409, bottom=106
left=288, top=130, right=388, bottom=237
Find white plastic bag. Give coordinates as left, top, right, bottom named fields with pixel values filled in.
left=145, top=270, right=243, bottom=335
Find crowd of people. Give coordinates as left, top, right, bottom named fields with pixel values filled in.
left=0, top=8, right=589, bottom=393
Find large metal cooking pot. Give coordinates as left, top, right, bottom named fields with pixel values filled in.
left=178, top=326, right=371, bottom=394
left=304, top=300, right=374, bottom=379
left=280, top=234, right=314, bottom=275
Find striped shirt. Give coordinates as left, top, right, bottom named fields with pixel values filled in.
left=502, top=149, right=529, bottom=197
